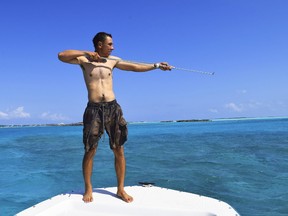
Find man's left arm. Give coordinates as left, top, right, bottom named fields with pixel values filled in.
left=115, top=61, right=172, bottom=72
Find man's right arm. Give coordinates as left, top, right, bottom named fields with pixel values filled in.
left=58, top=50, right=100, bottom=64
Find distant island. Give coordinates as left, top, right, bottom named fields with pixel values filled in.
left=1, top=116, right=287, bottom=128
left=161, top=119, right=210, bottom=123
left=0, top=119, right=210, bottom=128
left=0, top=122, right=83, bottom=128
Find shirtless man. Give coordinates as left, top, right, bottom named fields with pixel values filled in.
left=58, top=32, right=172, bottom=203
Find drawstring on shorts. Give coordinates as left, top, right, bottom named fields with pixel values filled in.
left=86, top=100, right=116, bottom=145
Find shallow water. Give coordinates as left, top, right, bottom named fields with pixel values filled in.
left=1, top=118, right=288, bottom=215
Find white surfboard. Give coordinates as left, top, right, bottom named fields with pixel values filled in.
left=16, top=185, right=240, bottom=216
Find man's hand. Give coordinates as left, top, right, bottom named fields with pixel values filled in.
left=84, top=52, right=106, bottom=62
left=159, top=62, right=172, bottom=71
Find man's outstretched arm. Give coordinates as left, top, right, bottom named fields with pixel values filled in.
left=115, top=61, right=172, bottom=72
left=58, top=50, right=101, bottom=64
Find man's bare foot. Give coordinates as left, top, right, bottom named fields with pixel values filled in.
left=83, top=186, right=93, bottom=203
left=117, top=190, right=133, bottom=203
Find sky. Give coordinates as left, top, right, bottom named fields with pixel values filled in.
left=0, top=0, right=287, bottom=124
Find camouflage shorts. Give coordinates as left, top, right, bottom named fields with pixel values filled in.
left=82, top=100, right=128, bottom=151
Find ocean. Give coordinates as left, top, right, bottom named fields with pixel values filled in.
left=1, top=118, right=288, bottom=216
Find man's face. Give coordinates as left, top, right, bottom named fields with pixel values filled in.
left=99, top=36, right=114, bottom=57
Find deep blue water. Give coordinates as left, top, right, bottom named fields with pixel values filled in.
left=1, top=118, right=288, bottom=216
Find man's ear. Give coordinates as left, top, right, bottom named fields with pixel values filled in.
left=98, top=41, right=102, bottom=48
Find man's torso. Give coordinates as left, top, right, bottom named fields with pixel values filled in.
left=78, top=56, right=119, bottom=102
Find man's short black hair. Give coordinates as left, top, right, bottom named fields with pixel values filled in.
left=93, top=32, right=112, bottom=51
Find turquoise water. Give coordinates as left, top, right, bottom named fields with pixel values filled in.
left=1, top=118, right=288, bottom=215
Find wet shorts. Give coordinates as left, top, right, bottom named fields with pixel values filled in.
left=82, top=100, right=128, bottom=151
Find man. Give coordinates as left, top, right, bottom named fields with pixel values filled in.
left=58, top=32, right=172, bottom=203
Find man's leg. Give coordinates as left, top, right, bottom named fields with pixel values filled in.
left=112, top=146, right=133, bottom=203
left=82, top=147, right=97, bottom=202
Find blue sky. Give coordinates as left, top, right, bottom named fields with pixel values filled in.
left=0, top=0, right=287, bottom=124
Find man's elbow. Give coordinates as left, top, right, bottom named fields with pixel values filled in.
left=58, top=52, right=66, bottom=62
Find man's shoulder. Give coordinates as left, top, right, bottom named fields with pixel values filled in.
left=108, top=55, right=121, bottom=61
left=77, top=56, right=89, bottom=64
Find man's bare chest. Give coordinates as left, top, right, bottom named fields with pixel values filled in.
left=82, top=63, right=113, bottom=79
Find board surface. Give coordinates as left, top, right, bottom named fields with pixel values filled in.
left=16, top=186, right=240, bottom=216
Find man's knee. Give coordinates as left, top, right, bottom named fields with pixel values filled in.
left=84, top=147, right=97, bottom=160
left=113, top=146, right=125, bottom=158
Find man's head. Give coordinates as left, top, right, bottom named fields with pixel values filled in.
left=93, top=32, right=113, bottom=56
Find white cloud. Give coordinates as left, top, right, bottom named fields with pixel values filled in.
left=12, top=107, right=30, bottom=118
left=224, top=100, right=270, bottom=113
left=225, top=103, right=244, bottom=112
left=0, top=111, right=9, bottom=118
left=40, top=112, right=68, bottom=121
left=0, top=107, right=30, bottom=119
